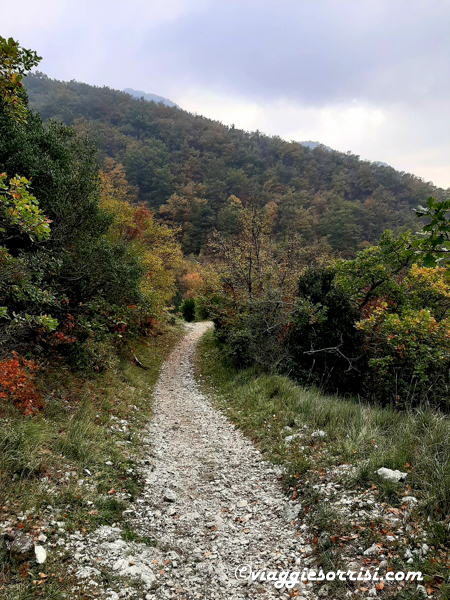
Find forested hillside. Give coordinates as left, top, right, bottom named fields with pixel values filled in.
left=122, top=87, right=179, bottom=108
left=24, top=72, right=443, bottom=255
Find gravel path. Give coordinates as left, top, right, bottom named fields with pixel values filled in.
left=69, top=322, right=317, bottom=599
left=130, top=322, right=315, bottom=599
left=6, top=321, right=425, bottom=599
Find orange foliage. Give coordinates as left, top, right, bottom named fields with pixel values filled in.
left=182, top=272, right=203, bottom=298
left=125, top=205, right=153, bottom=241
left=0, top=352, right=42, bottom=415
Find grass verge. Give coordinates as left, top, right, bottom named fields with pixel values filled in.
left=196, top=328, right=450, bottom=599
left=0, top=319, right=184, bottom=600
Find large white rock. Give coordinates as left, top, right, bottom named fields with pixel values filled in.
left=34, top=545, right=47, bottom=564
left=416, top=585, right=428, bottom=597
left=402, top=496, right=418, bottom=506
left=363, top=543, right=378, bottom=556
left=112, top=558, right=155, bottom=586
left=284, top=433, right=303, bottom=444
left=375, top=467, right=407, bottom=482
left=311, top=430, right=326, bottom=438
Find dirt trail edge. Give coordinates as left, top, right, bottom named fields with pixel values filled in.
left=71, top=322, right=317, bottom=600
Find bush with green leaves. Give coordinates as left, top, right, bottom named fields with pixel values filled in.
left=0, top=37, right=149, bottom=360
left=179, top=298, right=196, bottom=322
left=320, top=230, right=450, bottom=407
left=354, top=266, right=450, bottom=408
left=286, top=263, right=366, bottom=395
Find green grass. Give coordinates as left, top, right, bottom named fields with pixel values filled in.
left=196, top=328, right=450, bottom=598
left=0, top=319, right=184, bottom=599
left=196, top=329, right=450, bottom=516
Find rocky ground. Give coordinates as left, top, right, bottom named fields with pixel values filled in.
left=68, top=322, right=322, bottom=599
left=4, top=322, right=433, bottom=599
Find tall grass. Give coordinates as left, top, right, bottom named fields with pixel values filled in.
left=197, top=328, right=450, bottom=516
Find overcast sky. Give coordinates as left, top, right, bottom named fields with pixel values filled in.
left=4, top=0, right=450, bottom=188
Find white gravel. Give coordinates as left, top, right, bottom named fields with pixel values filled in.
left=0, top=323, right=429, bottom=599
left=122, top=321, right=314, bottom=599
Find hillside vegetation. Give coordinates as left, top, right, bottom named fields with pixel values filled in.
left=3, top=35, right=450, bottom=599
left=24, top=72, right=444, bottom=255
left=0, top=36, right=191, bottom=600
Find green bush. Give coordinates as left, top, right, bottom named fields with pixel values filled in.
left=224, top=328, right=256, bottom=367
left=287, top=264, right=366, bottom=394
left=179, top=298, right=195, bottom=322
left=0, top=38, right=147, bottom=359
left=194, top=295, right=210, bottom=321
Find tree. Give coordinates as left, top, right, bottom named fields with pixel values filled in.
left=412, top=196, right=450, bottom=266
left=287, top=262, right=365, bottom=393
left=0, top=36, right=41, bottom=122
left=99, top=167, right=182, bottom=316
left=0, top=38, right=144, bottom=357
left=203, top=204, right=303, bottom=368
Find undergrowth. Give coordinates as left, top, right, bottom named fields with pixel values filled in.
left=196, top=328, right=450, bottom=599
left=0, top=320, right=184, bottom=600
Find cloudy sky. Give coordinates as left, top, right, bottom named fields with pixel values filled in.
left=4, top=0, right=450, bottom=188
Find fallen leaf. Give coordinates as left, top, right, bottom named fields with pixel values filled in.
left=386, top=507, right=400, bottom=515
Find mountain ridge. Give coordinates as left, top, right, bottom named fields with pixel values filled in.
left=123, top=87, right=179, bottom=108
left=23, top=71, right=443, bottom=255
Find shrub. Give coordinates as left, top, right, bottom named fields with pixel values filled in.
left=180, top=298, right=195, bottom=322
left=224, top=328, right=256, bottom=367
left=287, top=264, right=366, bottom=394
left=357, top=303, right=450, bottom=408
left=0, top=353, right=42, bottom=415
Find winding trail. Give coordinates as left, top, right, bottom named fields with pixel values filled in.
left=130, top=322, right=315, bottom=599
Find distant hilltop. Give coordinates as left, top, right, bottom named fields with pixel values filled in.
left=300, top=141, right=390, bottom=168
left=300, top=140, right=333, bottom=152
left=123, top=88, right=179, bottom=108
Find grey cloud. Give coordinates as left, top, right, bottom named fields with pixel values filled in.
left=9, top=0, right=450, bottom=108
left=136, top=0, right=450, bottom=107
